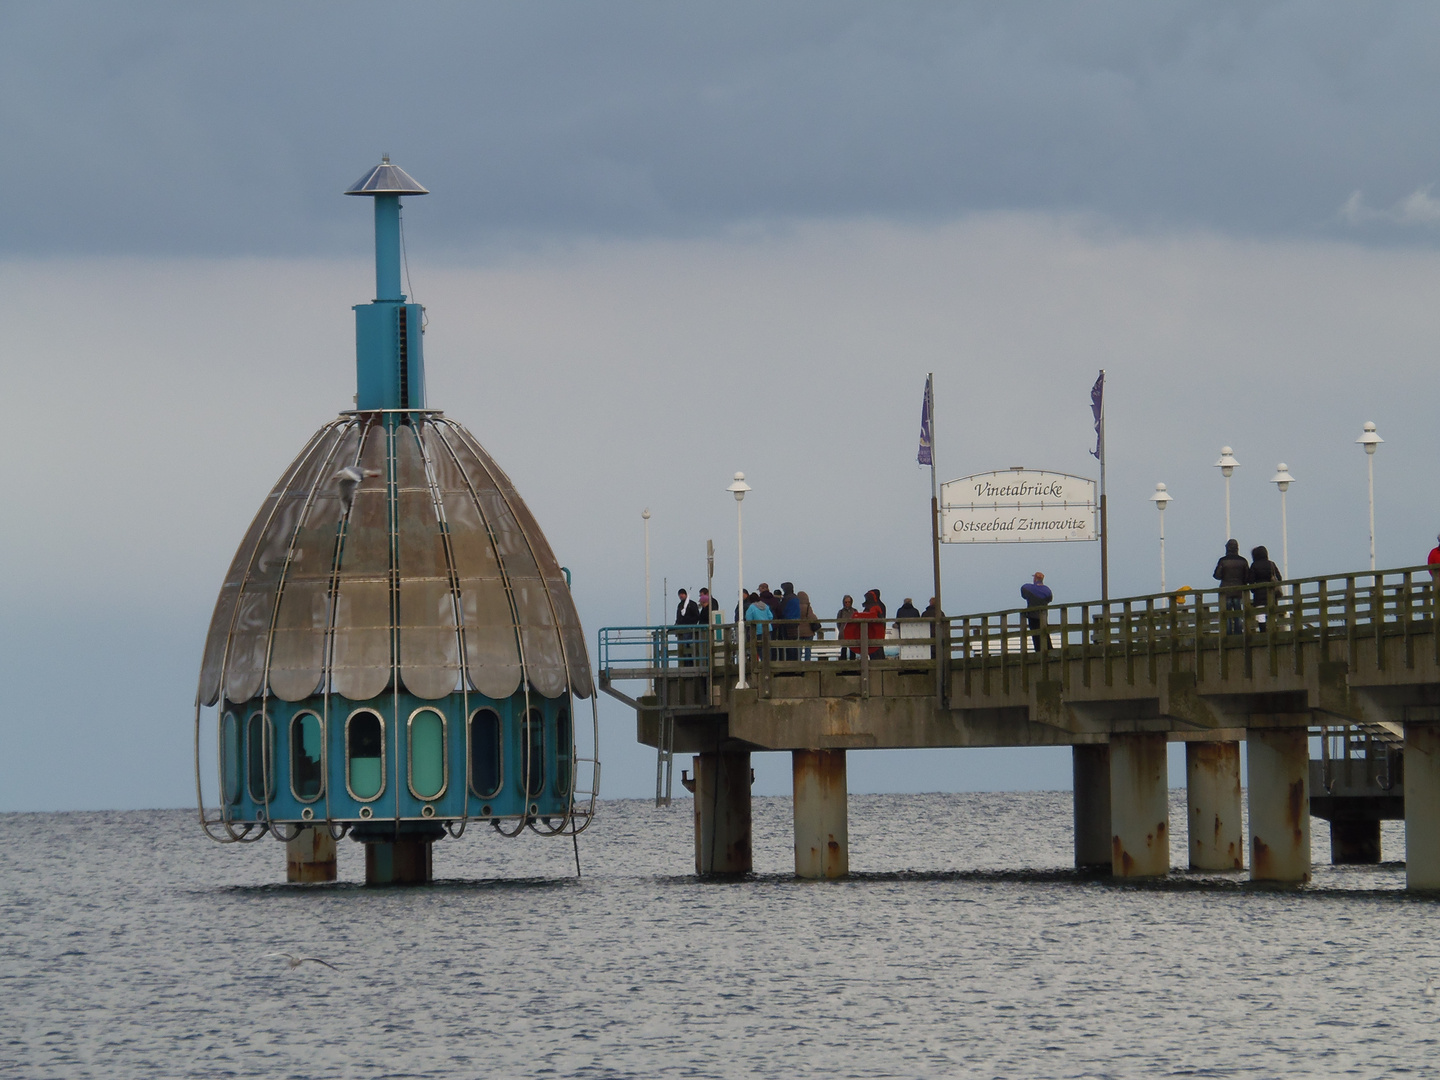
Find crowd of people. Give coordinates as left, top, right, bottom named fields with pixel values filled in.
left=659, top=538, right=1301, bottom=673
left=664, top=583, right=946, bottom=663
left=664, top=529, right=1437, bottom=667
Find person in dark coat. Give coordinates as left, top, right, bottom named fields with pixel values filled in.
left=837, top=595, right=857, bottom=659
left=896, top=597, right=921, bottom=621
left=1213, top=539, right=1249, bottom=633
left=675, top=588, right=701, bottom=665
left=921, top=597, right=946, bottom=659
left=1020, top=572, right=1053, bottom=652
left=1248, top=546, right=1283, bottom=627
left=675, top=589, right=700, bottom=625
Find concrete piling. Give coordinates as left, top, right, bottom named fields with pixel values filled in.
left=1330, top=819, right=1382, bottom=864
left=1072, top=744, right=1112, bottom=869
left=1405, top=722, right=1440, bottom=889
left=1246, top=728, right=1310, bottom=883
left=692, top=751, right=753, bottom=876
left=792, top=749, right=849, bottom=879
left=1109, top=733, right=1170, bottom=877
left=364, top=839, right=433, bottom=885
left=1186, top=741, right=1244, bottom=870
left=286, top=826, right=338, bottom=883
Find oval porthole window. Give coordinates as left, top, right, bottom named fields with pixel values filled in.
left=347, top=710, right=384, bottom=801
left=554, top=708, right=572, bottom=798
left=290, top=713, right=324, bottom=802
left=246, top=712, right=276, bottom=802
left=525, top=708, right=545, bottom=797
left=469, top=708, right=502, bottom=798
left=222, top=713, right=242, bottom=805
left=408, top=710, right=446, bottom=800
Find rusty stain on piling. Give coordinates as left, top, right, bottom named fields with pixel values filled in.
left=1252, top=836, right=1272, bottom=879
left=1287, top=778, right=1306, bottom=847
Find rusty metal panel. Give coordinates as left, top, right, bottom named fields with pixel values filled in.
left=269, top=424, right=362, bottom=701
left=396, top=428, right=460, bottom=699
left=199, top=424, right=341, bottom=706
left=331, top=429, right=391, bottom=701
left=442, top=421, right=589, bottom=700
left=424, top=425, right=523, bottom=700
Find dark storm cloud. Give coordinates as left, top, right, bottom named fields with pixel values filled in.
left=4, top=0, right=1440, bottom=255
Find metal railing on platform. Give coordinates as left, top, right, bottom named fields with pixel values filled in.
left=598, top=565, right=1440, bottom=700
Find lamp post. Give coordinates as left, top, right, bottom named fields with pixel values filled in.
left=1356, top=422, right=1382, bottom=571
left=1150, top=483, right=1172, bottom=593
left=1214, top=446, right=1239, bottom=542
left=642, top=509, right=652, bottom=627
left=727, top=472, right=752, bottom=689
left=1270, top=464, right=1295, bottom=579
left=642, top=508, right=652, bottom=694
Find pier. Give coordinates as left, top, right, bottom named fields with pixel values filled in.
left=600, top=565, right=1437, bottom=886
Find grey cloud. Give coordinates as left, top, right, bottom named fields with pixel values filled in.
left=6, top=1, right=1440, bottom=255
left=1341, top=187, right=1440, bottom=227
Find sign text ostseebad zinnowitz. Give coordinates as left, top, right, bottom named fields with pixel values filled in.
left=939, top=470, right=1097, bottom=544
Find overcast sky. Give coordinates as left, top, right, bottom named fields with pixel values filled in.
left=5, top=2, right=1440, bottom=816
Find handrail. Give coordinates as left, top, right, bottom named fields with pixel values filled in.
left=598, top=564, right=1440, bottom=688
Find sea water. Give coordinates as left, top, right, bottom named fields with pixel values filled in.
left=2, top=793, right=1437, bottom=1078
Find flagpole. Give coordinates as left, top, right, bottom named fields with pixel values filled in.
left=1097, top=369, right=1108, bottom=603
left=925, top=374, right=944, bottom=704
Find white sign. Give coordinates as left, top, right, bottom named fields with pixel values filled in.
left=940, top=470, right=1097, bottom=544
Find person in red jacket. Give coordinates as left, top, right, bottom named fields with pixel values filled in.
left=1429, top=533, right=1440, bottom=578
left=854, top=589, right=886, bottom=659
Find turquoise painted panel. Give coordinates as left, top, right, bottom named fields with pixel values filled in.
left=354, top=302, right=426, bottom=410
left=224, top=688, right=576, bottom=822
left=222, top=713, right=242, bottom=805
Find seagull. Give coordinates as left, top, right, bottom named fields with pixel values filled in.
left=335, top=466, right=381, bottom=514
left=264, top=952, right=340, bottom=971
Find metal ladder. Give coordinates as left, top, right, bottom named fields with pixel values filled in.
left=654, top=711, right=674, bottom=807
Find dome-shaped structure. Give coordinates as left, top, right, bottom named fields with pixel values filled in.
left=198, top=412, right=591, bottom=708
left=195, top=160, right=597, bottom=882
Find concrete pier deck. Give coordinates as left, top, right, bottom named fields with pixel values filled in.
left=601, top=566, right=1440, bottom=886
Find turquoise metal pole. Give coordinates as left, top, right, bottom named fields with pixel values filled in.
left=373, top=195, right=404, bottom=302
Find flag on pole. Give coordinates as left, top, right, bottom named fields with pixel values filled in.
left=917, top=375, right=934, bottom=466
left=1089, top=370, right=1104, bottom=459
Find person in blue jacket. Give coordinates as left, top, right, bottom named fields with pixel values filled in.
left=744, top=591, right=773, bottom=667
left=1020, top=571, right=1053, bottom=652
